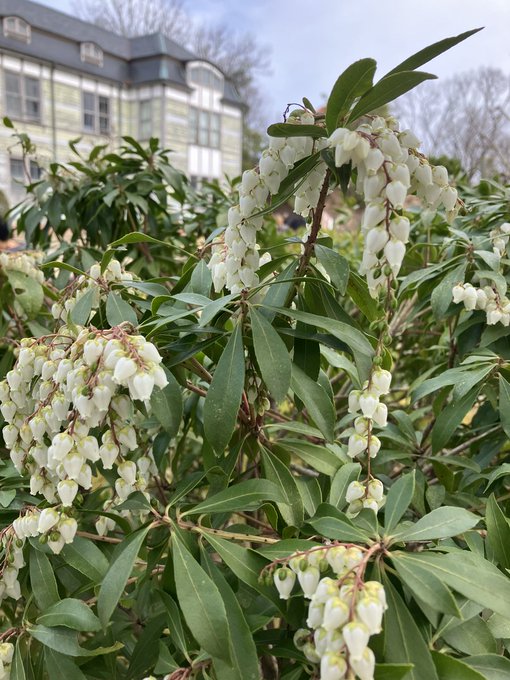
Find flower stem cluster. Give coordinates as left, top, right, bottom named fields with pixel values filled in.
left=269, top=544, right=386, bottom=680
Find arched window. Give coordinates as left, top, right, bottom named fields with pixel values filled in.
left=188, top=64, right=223, bottom=93
left=3, top=16, right=31, bottom=43
left=80, top=42, right=104, bottom=67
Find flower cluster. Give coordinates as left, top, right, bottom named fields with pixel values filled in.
left=341, top=367, right=391, bottom=514
left=209, top=110, right=319, bottom=293
left=490, top=222, right=510, bottom=257
left=0, top=251, right=44, bottom=284
left=0, top=643, right=14, bottom=679
left=328, top=116, right=459, bottom=298
left=271, top=545, right=386, bottom=680
left=452, top=282, right=510, bottom=326
left=0, top=325, right=167, bottom=552
left=51, top=259, right=137, bottom=325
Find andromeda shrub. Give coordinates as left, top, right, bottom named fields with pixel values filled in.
left=2, top=27, right=510, bottom=680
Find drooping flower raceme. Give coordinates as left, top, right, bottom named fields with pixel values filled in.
left=271, top=545, right=386, bottom=680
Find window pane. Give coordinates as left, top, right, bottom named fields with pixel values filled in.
left=25, top=99, right=40, bottom=120
left=83, top=92, right=95, bottom=112
left=10, top=158, right=24, bottom=181
left=99, top=115, right=109, bottom=134
left=98, top=96, right=109, bottom=114
left=24, top=77, right=39, bottom=99
left=5, top=72, right=20, bottom=95
left=199, top=110, right=209, bottom=127
left=211, top=114, right=220, bottom=131
left=6, top=94, right=21, bottom=117
left=210, top=130, right=220, bottom=149
left=83, top=112, right=94, bottom=130
left=30, top=161, right=41, bottom=180
left=198, top=129, right=208, bottom=146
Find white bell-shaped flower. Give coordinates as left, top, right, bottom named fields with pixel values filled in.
left=273, top=567, right=296, bottom=600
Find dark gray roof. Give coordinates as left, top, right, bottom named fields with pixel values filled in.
left=0, top=0, right=243, bottom=106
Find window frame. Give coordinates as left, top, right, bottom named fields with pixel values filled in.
left=4, top=71, right=41, bottom=123
left=188, top=64, right=224, bottom=93
left=9, top=157, right=40, bottom=185
left=189, top=107, right=221, bottom=149
left=3, top=16, right=31, bottom=43
left=82, top=91, right=110, bottom=135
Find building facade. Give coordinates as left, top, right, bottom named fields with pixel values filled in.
left=0, top=0, right=244, bottom=207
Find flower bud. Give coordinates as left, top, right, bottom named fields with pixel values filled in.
left=350, top=646, right=376, bottom=680
left=323, top=596, right=349, bottom=631
left=57, top=479, right=78, bottom=506
left=38, top=507, right=60, bottom=534
left=320, top=652, right=348, bottom=680
left=367, top=479, right=384, bottom=502
left=343, top=621, right=370, bottom=660
left=298, top=566, right=320, bottom=599
left=346, top=481, right=365, bottom=504
left=274, top=567, right=296, bottom=600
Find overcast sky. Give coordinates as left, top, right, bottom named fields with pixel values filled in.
left=37, top=0, right=510, bottom=125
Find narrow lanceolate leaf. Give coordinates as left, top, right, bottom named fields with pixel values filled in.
left=485, top=494, right=510, bottom=570
left=30, top=547, right=60, bottom=610
left=261, top=447, right=303, bottom=528
left=203, top=325, right=245, bottom=454
left=250, top=307, right=291, bottom=403
left=383, top=577, right=439, bottom=680
left=384, top=28, right=483, bottom=77
left=431, top=652, right=485, bottom=680
left=28, top=625, right=122, bottom=657
left=464, top=654, right=510, bottom=679
left=279, top=440, right=342, bottom=477
left=392, top=506, right=479, bottom=542
left=105, top=291, right=138, bottom=326
left=325, top=58, right=377, bottom=132
left=11, top=642, right=26, bottom=680
left=384, top=471, right=415, bottom=533
left=70, top=287, right=95, bottom=325
left=431, top=385, right=480, bottom=452
left=498, top=375, right=510, bottom=438
left=97, top=526, right=150, bottom=629
left=264, top=305, right=374, bottom=357
left=266, top=123, right=327, bottom=138
left=172, top=533, right=231, bottom=662
left=60, top=536, right=109, bottom=582
left=182, top=479, right=286, bottom=516
left=328, top=462, right=361, bottom=509
left=37, top=598, right=101, bottom=632
left=348, top=70, right=437, bottom=122
left=374, top=665, right=415, bottom=680
left=391, top=554, right=460, bottom=617
left=291, top=364, right=335, bottom=441
left=44, top=649, right=88, bottom=680
left=308, top=503, right=371, bottom=543
left=314, top=245, right=350, bottom=294
left=393, top=551, right=510, bottom=619
left=150, top=371, right=183, bottom=438
left=201, top=549, right=260, bottom=680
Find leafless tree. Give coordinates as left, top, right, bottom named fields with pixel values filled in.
left=393, top=67, right=510, bottom=180
left=75, top=0, right=270, bottom=132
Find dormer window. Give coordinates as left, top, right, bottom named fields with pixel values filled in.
left=3, top=16, right=31, bottom=43
left=188, top=64, right=223, bottom=93
left=80, top=42, right=103, bottom=67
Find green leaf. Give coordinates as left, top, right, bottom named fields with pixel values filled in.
left=11, top=642, right=26, bottom=680
left=485, top=494, right=510, bottom=570
left=251, top=307, right=291, bottom=403
left=383, top=576, right=439, bottom=680
left=201, top=549, right=260, bottom=680
left=498, top=375, right=510, bottom=438
left=97, top=526, right=150, bottom=629
left=60, top=536, right=109, bottom=583
left=182, top=479, right=286, bottom=516
left=264, top=305, right=374, bottom=357
left=464, top=654, right=510, bottom=680
left=70, top=287, right=95, bottom=325
left=375, top=665, right=415, bottom=680
left=37, top=598, right=101, bottom=632
left=172, top=532, right=231, bottom=662
left=393, top=551, right=510, bottom=619
left=29, top=625, right=122, bottom=657
left=6, top=270, right=44, bottom=317
left=392, top=553, right=460, bottom=617
left=326, top=58, right=377, bottom=131
left=384, top=471, right=415, bottom=533
left=291, top=364, right=335, bottom=441
left=384, top=28, right=483, bottom=77
left=150, top=372, right=182, bottom=438
left=105, top=291, right=138, bottom=327
left=431, top=262, right=467, bottom=320
left=432, top=651, right=486, bottom=680
left=279, top=440, right=342, bottom=477
left=159, top=591, right=188, bottom=657
left=44, top=649, right=88, bottom=680
left=267, top=123, right=327, bottom=138
left=30, top=547, right=60, bottom=610
left=328, top=462, right=361, bottom=509
left=261, top=447, right=303, bottom=527
left=392, top=507, right=479, bottom=541
left=348, top=70, right=437, bottom=122
left=431, top=386, right=480, bottom=452
left=314, top=245, right=350, bottom=294
left=308, top=503, right=371, bottom=542
left=203, top=325, right=245, bottom=454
